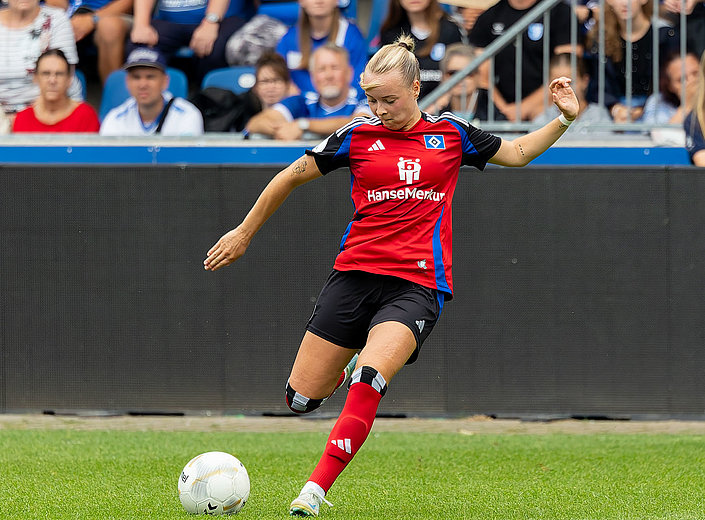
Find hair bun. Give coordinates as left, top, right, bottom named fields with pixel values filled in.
left=395, top=34, right=416, bottom=53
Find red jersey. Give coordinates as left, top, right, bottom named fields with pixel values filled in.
left=306, top=112, right=501, bottom=297
left=12, top=102, right=100, bottom=133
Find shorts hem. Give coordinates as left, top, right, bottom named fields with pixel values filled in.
left=306, top=324, right=363, bottom=350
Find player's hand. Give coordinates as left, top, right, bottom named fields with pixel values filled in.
left=550, top=76, right=578, bottom=121
left=204, top=226, right=252, bottom=271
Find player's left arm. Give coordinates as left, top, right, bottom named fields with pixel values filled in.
left=489, top=76, right=578, bottom=167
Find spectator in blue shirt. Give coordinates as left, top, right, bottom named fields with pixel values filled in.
left=246, top=43, right=371, bottom=140
left=130, top=0, right=251, bottom=81
left=276, top=0, right=367, bottom=98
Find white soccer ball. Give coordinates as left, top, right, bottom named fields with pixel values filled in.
left=178, top=451, right=250, bottom=515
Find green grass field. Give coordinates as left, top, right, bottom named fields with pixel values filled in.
left=1, top=428, right=704, bottom=519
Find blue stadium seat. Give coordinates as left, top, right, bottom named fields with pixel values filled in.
left=201, top=66, right=256, bottom=94
left=257, top=0, right=356, bottom=26
left=99, top=67, right=189, bottom=121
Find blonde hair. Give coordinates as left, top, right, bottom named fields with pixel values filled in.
left=360, top=34, right=420, bottom=91
left=696, top=50, right=705, bottom=135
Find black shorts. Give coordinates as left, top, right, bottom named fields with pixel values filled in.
left=306, top=269, right=445, bottom=364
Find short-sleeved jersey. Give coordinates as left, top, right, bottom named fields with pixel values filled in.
left=100, top=94, right=204, bottom=136
left=273, top=89, right=371, bottom=121
left=306, top=112, right=502, bottom=297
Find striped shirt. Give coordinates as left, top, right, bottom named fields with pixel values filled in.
left=0, top=6, right=81, bottom=114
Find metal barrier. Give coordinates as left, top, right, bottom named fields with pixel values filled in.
left=420, top=0, right=692, bottom=134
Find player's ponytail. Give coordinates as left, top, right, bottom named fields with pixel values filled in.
left=360, top=34, right=420, bottom=92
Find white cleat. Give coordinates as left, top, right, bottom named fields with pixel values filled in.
left=289, top=491, right=332, bottom=517
left=341, top=353, right=359, bottom=388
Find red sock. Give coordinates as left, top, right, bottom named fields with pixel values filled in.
left=331, top=370, right=346, bottom=394
left=308, top=381, right=383, bottom=492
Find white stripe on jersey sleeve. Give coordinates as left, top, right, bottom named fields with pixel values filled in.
left=427, top=111, right=470, bottom=129
left=335, top=115, right=380, bottom=137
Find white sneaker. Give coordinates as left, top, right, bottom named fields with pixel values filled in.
left=339, top=353, right=359, bottom=391
left=289, top=491, right=332, bottom=517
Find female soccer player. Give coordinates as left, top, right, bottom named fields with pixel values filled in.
left=204, top=35, right=578, bottom=517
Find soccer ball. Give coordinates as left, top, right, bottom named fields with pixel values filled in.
left=178, top=451, right=250, bottom=515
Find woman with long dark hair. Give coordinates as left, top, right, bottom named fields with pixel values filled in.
left=586, top=0, right=677, bottom=122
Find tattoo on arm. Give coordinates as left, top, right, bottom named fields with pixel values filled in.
left=292, top=158, right=307, bottom=176
left=518, top=143, right=525, bottom=157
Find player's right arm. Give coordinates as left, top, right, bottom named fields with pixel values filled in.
left=203, top=154, right=322, bottom=271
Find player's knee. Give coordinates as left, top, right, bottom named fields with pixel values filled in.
left=285, top=381, right=324, bottom=414
left=348, top=365, right=388, bottom=396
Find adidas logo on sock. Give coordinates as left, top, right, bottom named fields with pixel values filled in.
left=367, top=140, right=385, bottom=151
left=331, top=438, right=352, bottom=454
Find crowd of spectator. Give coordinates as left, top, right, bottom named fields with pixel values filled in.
left=0, top=0, right=702, bottom=163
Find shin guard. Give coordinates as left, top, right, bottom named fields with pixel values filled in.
left=285, top=381, right=325, bottom=414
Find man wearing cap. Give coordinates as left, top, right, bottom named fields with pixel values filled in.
left=100, top=47, right=204, bottom=136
